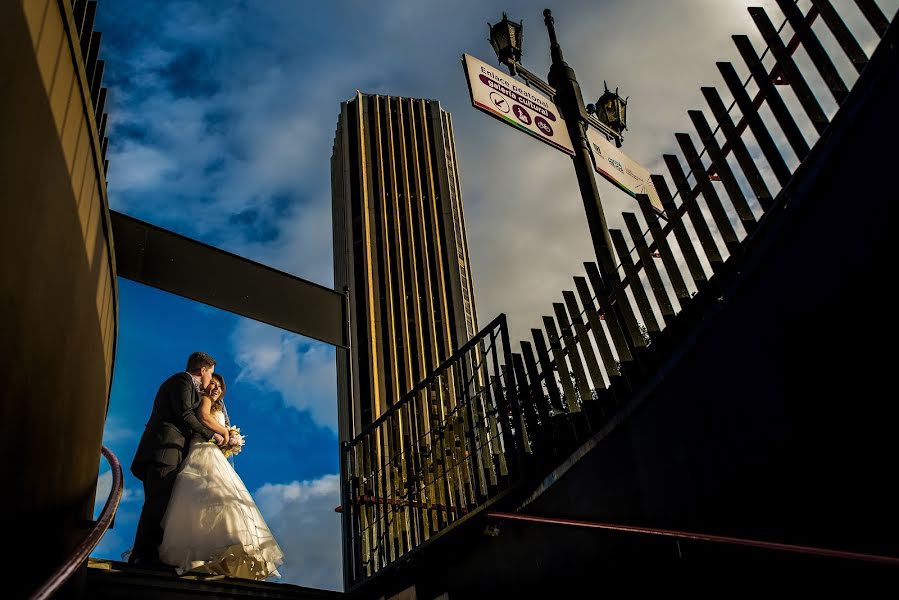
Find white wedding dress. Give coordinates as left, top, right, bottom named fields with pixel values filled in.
left=158, top=411, right=284, bottom=579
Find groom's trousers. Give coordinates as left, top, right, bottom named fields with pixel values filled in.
left=131, top=460, right=179, bottom=563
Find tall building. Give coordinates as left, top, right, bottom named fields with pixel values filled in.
left=332, top=92, right=478, bottom=440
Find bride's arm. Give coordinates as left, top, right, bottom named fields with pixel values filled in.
left=198, top=395, right=229, bottom=438
left=172, top=373, right=215, bottom=440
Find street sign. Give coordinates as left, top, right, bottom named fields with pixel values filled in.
left=586, top=127, right=663, bottom=213
left=462, top=54, right=574, bottom=155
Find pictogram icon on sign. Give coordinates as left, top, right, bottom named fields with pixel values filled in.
left=512, top=105, right=531, bottom=125
left=490, top=92, right=511, bottom=113
left=535, top=116, right=553, bottom=136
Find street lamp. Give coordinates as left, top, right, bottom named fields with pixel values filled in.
left=487, top=9, right=642, bottom=347
left=488, top=13, right=523, bottom=70
left=488, top=11, right=625, bottom=146
left=588, top=83, right=628, bottom=143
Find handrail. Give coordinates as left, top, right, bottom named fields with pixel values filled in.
left=487, top=512, right=899, bottom=566
left=336, top=495, right=471, bottom=515
left=347, top=313, right=507, bottom=444
left=28, top=446, right=124, bottom=600
left=342, top=314, right=522, bottom=586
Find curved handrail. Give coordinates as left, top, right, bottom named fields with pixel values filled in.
left=28, top=446, right=124, bottom=600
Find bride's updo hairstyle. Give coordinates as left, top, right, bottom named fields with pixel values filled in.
left=210, top=373, right=227, bottom=413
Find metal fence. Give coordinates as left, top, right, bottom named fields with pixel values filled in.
left=342, top=0, right=894, bottom=588
left=342, top=314, right=529, bottom=585
left=512, top=0, right=892, bottom=451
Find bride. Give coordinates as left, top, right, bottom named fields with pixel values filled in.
left=158, top=373, right=284, bottom=579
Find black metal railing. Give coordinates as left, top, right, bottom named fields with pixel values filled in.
left=342, top=314, right=528, bottom=586
left=512, top=0, right=894, bottom=451
left=342, top=0, right=895, bottom=588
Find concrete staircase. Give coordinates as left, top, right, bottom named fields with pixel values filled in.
left=86, top=559, right=348, bottom=600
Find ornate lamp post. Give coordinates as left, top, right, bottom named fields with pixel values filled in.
left=589, top=83, right=628, bottom=144
left=488, top=9, right=633, bottom=335
left=488, top=12, right=523, bottom=71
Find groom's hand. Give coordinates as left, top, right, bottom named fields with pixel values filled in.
left=213, top=432, right=225, bottom=446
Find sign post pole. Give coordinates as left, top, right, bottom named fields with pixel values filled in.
left=465, top=9, right=656, bottom=347
left=541, top=9, right=640, bottom=344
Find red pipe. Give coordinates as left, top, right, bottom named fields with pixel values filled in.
left=486, top=512, right=899, bottom=567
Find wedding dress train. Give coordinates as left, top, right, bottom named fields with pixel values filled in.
left=158, top=411, right=284, bottom=579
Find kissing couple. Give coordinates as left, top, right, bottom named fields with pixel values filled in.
left=128, top=352, right=284, bottom=579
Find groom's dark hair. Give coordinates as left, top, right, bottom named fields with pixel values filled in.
left=186, top=352, right=216, bottom=373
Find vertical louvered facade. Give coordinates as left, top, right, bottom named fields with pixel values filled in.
left=332, top=93, right=478, bottom=440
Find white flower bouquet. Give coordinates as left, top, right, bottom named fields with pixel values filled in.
left=211, top=425, right=246, bottom=457
left=224, top=426, right=245, bottom=457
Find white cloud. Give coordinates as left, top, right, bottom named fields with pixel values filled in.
left=101, top=416, right=136, bottom=444
left=254, top=474, right=342, bottom=591
left=95, top=471, right=113, bottom=512
left=102, top=0, right=897, bottom=401
left=230, top=320, right=337, bottom=432
left=108, top=142, right=176, bottom=193
left=94, top=470, right=144, bottom=519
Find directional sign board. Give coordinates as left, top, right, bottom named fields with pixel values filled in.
left=462, top=54, right=574, bottom=155
left=587, top=127, right=664, bottom=213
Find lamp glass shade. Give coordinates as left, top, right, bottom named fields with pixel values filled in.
left=489, top=13, right=523, bottom=65
left=597, top=90, right=627, bottom=134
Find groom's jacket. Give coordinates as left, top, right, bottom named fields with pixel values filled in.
left=130, top=372, right=216, bottom=481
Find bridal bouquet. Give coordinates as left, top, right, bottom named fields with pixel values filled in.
left=224, top=426, right=245, bottom=457
left=211, top=426, right=246, bottom=457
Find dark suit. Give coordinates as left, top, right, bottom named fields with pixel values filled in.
left=129, top=372, right=215, bottom=563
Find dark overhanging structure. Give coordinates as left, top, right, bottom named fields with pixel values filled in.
left=110, top=211, right=347, bottom=349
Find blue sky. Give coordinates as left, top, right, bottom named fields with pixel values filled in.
left=93, top=280, right=341, bottom=587
left=89, top=0, right=892, bottom=591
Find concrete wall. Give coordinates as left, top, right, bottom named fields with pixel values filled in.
left=0, top=0, right=117, bottom=594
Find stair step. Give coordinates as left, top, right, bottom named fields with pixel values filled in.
left=86, top=559, right=346, bottom=600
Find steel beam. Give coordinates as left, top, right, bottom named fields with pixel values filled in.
left=110, top=210, right=346, bottom=347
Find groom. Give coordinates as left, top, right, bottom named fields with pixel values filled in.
left=129, top=352, right=228, bottom=565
